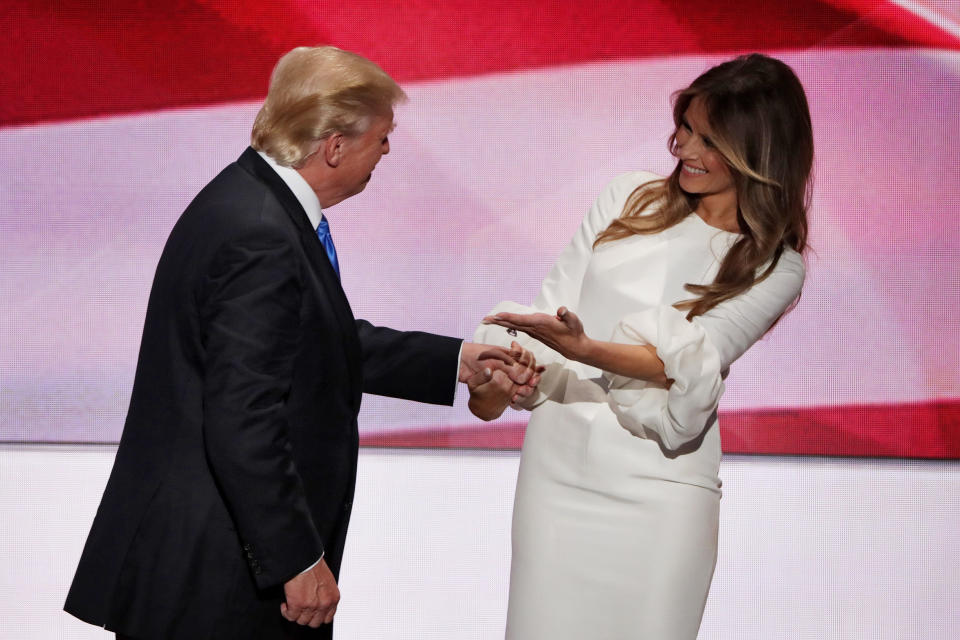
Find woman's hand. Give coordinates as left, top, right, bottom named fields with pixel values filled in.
left=482, top=307, right=592, bottom=362
left=485, top=309, right=671, bottom=386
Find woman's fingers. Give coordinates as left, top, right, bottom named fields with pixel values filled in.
left=476, top=348, right=532, bottom=385
left=557, top=306, right=583, bottom=332
left=510, top=341, right=535, bottom=367
left=483, top=312, right=554, bottom=328
left=475, top=347, right=516, bottom=365
left=482, top=310, right=581, bottom=358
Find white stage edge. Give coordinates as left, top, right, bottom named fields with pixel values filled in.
left=1, top=445, right=958, bottom=639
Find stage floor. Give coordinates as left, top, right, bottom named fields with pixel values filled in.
left=2, top=445, right=958, bottom=639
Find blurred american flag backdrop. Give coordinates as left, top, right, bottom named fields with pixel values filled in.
left=2, top=0, right=959, bottom=457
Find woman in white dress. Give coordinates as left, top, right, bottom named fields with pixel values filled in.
left=471, top=54, right=814, bottom=639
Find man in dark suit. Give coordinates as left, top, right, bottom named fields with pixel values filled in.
left=64, top=46, right=533, bottom=639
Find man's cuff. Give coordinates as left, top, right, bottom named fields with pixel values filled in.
left=299, top=553, right=324, bottom=575
left=452, top=340, right=465, bottom=401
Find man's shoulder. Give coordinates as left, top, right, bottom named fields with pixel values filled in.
left=182, top=158, right=292, bottom=234
left=192, top=158, right=266, bottom=210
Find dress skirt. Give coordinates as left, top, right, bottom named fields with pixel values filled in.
left=504, top=401, right=721, bottom=640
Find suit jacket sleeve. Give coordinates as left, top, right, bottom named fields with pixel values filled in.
left=356, top=320, right=462, bottom=406
left=200, top=225, right=323, bottom=589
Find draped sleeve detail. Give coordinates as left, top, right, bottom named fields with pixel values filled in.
left=603, top=305, right=724, bottom=451
left=603, top=248, right=804, bottom=450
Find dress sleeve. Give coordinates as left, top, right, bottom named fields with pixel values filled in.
left=473, top=172, right=660, bottom=409
left=605, top=250, right=806, bottom=450
left=532, top=171, right=658, bottom=312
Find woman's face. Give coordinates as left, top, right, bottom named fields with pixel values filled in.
left=673, top=97, right=736, bottom=202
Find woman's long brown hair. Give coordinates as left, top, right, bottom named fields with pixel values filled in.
left=595, top=54, right=813, bottom=319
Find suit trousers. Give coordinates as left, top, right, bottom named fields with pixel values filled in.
left=115, top=619, right=333, bottom=639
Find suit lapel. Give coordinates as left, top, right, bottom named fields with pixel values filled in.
left=237, top=148, right=362, bottom=403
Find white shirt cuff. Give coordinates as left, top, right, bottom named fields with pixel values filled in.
left=299, top=553, right=324, bottom=574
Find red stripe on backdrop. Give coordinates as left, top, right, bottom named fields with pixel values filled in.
left=360, top=398, right=960, bottom=459
left=3, top=0, right=959, bottom=126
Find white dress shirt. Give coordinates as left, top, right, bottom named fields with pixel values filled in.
left=257, top=151, right=324, bottom=231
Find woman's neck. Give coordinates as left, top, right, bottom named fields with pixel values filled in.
left=695, top=193, right=740, bottom=233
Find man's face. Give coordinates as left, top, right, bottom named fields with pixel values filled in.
left=336, top=111, right=395, bottom=202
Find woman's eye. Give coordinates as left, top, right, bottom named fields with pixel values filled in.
left=702, top=137, right=715, bottom=148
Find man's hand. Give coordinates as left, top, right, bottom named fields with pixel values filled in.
left=460, top=342, right=542, bottom=401
left=281, top=557, right=340, bottom=628
left=465, top=366, right=514, bottom=421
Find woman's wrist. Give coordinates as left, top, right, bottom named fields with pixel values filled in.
left=575, top=336, right=601, bottom=367
left=574, top=338, right=668, bottom=385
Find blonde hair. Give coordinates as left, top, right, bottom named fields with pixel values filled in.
left=595, top=54, right=813, bottom=319
left=251, top=46, right=407, bottom=167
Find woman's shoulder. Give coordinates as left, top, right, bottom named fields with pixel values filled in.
left=590, top=171, right=665, bottom=222
left=753, top=246, right=805, bottom=301
left=600, top=170, right=665, bottom=201
left=775, top=246, right=806, bottom=278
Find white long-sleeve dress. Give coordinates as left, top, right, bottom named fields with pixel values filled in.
left=474, top=171, right=805, bottom=640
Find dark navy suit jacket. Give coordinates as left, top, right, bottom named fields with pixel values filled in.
left=65, top=148, right=462, bottom=639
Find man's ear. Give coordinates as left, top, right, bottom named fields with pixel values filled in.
left=323, top=133, right=344, bottom=168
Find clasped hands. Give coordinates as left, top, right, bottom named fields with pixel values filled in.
left=460, top=340, right=543, bottom=421
left=463, top=306, right=588, bottom=421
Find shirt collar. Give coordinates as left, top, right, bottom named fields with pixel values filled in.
left=256, top=150, right=323, bottom=230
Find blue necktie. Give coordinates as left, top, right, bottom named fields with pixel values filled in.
left=315, top=214, right=341, bottom=279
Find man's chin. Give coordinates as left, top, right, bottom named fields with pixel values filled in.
left=346, top=181, right=370, bottom=200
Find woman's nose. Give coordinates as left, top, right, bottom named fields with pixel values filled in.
left=676, top=137, right=698, bottom=159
